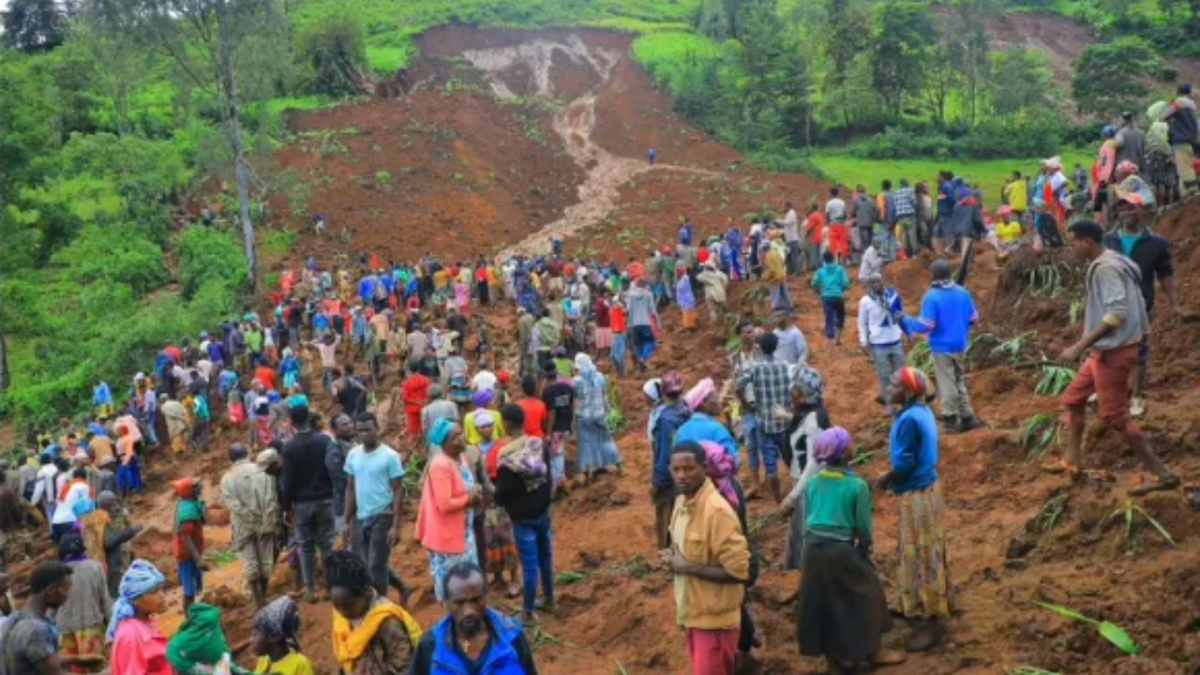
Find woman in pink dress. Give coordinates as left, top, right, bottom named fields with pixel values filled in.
left=108, top=560, right=170, bottom=675
left=454, top=279, right=471, bottom=317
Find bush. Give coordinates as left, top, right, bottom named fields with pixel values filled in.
left=50, top=224, right=169, bottom=295
left=295, top=14, right=369, bottom=97
left=178, top=225, right=248, bottom=300
left=851, top=127, right=954, bottom=160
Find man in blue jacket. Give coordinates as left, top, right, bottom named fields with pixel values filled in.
left=902, top=260, right=982, bottom=433
left=409, top=561, right=538, bottom=675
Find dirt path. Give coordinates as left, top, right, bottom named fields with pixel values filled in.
left=459, top=35, right=718, bottom=258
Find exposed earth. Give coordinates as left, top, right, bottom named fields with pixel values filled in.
left=10, top=26, right=1200, bottom=675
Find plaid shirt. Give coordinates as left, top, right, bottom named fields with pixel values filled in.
left=573, top=373, right=609, bottom=420
left=736, top=355, right=792, bottom=433
left=893, top=187, right=917, bottom=220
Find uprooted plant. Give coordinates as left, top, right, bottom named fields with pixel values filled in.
left=1030, top=491, right=1069, bottom=533
left=1104, top=498, right=1178, bottom=552
left=1033, top=601, right=1140, bottom=655
left=1035, top=366, right=1076, bottom=396
left=1022, top=413, right=1061, bottom=459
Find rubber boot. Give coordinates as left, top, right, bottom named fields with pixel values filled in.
left=768, top=476, right=782, bottom=505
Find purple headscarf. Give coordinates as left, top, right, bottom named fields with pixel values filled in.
left=700, top=441, right=739, bottom=508
left=813, top=427, right=852, bottom=465
left=471, top=388, right=495, bottom=408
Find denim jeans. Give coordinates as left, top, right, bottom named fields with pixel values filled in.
left=820, top=298, right=846, bottom=339
left=752, top=427, right=783, bottom=478
left=742, top=412, right=760, bottom=471
left=512, top=512, right=554, bottom=614
left=351, top=512, right=395, bottom=596
left=293, top=499, right=336, bottom=590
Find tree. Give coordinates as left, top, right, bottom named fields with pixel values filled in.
left=870, top=1, right=935, bottom=120
left=820, top=0, right=872, bottom=129
left=2, top=0, right=67, bottom=52
left=295, top=14, right=369, bottom=97
left=90, top=0, right=291, bottom=293
left=1071, top=37, right=1162, bottom=119
left=696, top=0, right=749, bottom=40
left=990, top=46, right=1052, bottom=117
left=947, top=0, right=994, bottom=125
left=923, top=34, right=961, bottom=125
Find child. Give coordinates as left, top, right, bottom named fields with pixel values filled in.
left=251, top=596, right=313, bottom=675
left=401, top=363, right=431, bottom=440
left=610, top=296, right=628, bottom=378
left=172, top=477, right=207, bottom=612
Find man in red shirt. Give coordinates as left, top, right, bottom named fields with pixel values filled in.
left=610, top=297, right=628, bottom=378
left=401, top=363, right=431, bottom=439
left=172, top=477, right=207, bottom=612
left=516, top=375, right=548, bottom=438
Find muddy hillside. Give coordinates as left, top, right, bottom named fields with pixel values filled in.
left=17, top=27, right=1196, bottom=675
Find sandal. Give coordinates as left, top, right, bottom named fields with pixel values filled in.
left=1130, top=474, right=1181, bottom=497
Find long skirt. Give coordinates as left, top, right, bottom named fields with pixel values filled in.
left=427, top=526, right=478, bottom=603
left=896, top=481, right=951, bottom=619
left=116, top=458, right=143, bottom=493
left=59, top=627, right=105, bottom=674
left=576, top=416, right=622, bottom=472
left=483, top=505, right=519, bottom=577
left=255, top=416, right=272, bottom=446
left=593, top=327, right=613, bottom=350
left=797, top=538, right=891, bottom=667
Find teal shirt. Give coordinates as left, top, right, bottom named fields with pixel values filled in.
left=811, top=263, right=851, bottom=299
left=804, top=468, right=873, bottom=543
left=1119, top=233, right=1139, bottom=256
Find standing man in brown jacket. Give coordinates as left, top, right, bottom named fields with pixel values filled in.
left=663, top=441, right=751, bottom=675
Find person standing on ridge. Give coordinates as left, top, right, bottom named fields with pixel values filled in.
left=1050, top=220, right=1180, bottom=495
left=902, top=260, right=983, bottom=434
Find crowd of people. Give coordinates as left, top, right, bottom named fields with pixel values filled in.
left=0, top=84, right=1195, bottom=675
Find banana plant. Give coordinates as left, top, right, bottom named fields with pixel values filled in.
left=1033, top=601, right=1140, bottom=655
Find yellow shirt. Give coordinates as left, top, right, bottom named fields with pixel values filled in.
left=254, top=651, right=314, bottom=675
left=1004, top=180, right=1027, bottom=212
left=996, top=221, right=1022, bottom=244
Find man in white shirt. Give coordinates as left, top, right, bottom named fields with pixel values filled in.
left=773, top=201, right=801, bottom=277
left=51, top=467, right=90, bottom=542
left=31, top=456, right=60, bottom=532
left=858, top=274, right=907, bottom=412
left=825, top=186, right=847, bottom=223
left=772, top=312, right=809, bottom=366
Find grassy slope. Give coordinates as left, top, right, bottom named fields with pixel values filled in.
left=811, top=150, right=1093, bottom=208
left=290, top=0, right=701, bottom=73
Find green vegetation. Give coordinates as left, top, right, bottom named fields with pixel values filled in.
left=810, top=152, right=1092, bottom=204
left=1034, top=601, right=1141, bottom=655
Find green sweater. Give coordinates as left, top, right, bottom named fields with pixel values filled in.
left=811, top=263, right=850, bottom=299
left=804, top=468, right=873, bottom=543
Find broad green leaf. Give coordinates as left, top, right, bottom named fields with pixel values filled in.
left=1098, top=621, right=1140, bottom=655
left=1033, top=601, right=1096, bottom=624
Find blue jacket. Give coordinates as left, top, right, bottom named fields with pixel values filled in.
left=409, top=608, right=535, bottom=675
left=811, top=263, right=850, bottom=299
left=652, top=402, right=691, bottom=489
left=674, top=412, right=738, bottom=459
left=889, top=402, right=939, bottom=494
left=902, top=283, right=977, bottom=354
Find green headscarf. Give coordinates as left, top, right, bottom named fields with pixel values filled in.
left=166, top=603, right=252, bottom=675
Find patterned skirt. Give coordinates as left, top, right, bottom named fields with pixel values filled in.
left=60, top=627, right=104, bottom=674
left=427, top=525, right=478, bottom=603
left=896, top=481, right=951, bottom=619
left=483, top=505, right=518, bottom=574
left=1146, top=148, right=1178, bottom=190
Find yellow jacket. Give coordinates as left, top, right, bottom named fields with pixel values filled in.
left=670, top=480, right=750, bottom=630
left=763, top=246, right=786, bottom=283
left=1004, top=180, right=1027, bottom=212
